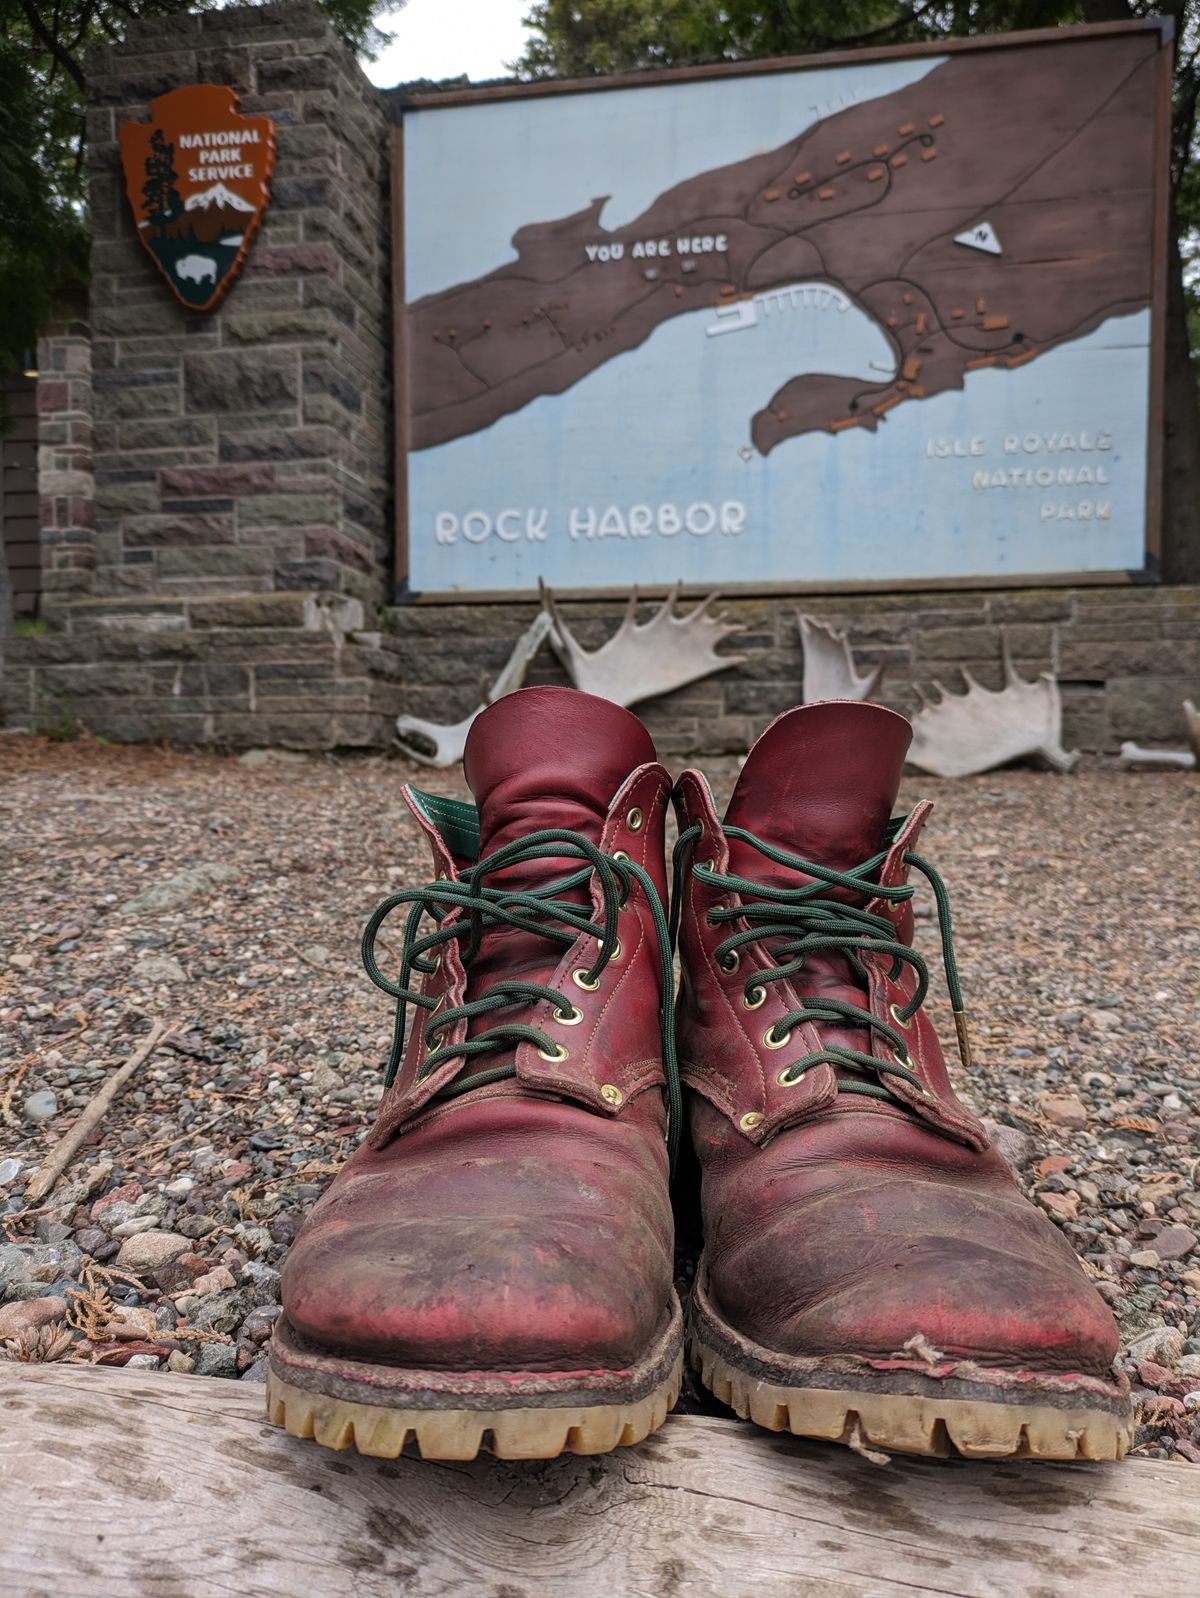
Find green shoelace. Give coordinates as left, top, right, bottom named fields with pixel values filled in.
left=671, top=819, right=971, bottom=1107
left=363, top=827, right=683, bottom=1166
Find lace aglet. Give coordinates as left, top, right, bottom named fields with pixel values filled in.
left=953, top=1008, right=973, bottom=1072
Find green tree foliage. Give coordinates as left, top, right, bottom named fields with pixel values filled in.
left=141, top=128, right=183, bottom=234
left=0, top=0, right=396, bottom=368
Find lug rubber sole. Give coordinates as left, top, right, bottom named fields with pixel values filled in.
left=266, top=1292, right=683, bottom=1462
left=689, top=1272, right=1134, bottom=1462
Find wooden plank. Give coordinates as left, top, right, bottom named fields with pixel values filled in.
left=401, top=569, right=1136, bottom=607
left=1, top=1363, right=1196, bottom=1598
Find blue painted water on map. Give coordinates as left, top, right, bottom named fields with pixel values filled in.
left=407, top=301, right=1150, bottom=593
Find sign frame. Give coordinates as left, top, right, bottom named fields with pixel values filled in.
left=390, top=18, right=1173, bottom=604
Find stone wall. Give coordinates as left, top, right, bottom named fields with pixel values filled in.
left=84, top=1, right=391, bottom=605
left=37, top=313, right=95, bottom=613
left=383, top=584, right=1200, bottom=760
left=7, top=573, right=1197, bottom=755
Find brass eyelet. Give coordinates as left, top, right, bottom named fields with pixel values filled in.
left=603, top=937, right=622, bottom=960
left=891, top=1045, right=911, bottom=1066
left=889, top=1002, right=912, bottom=1029
left=626, top=807, right=644, bottom=832
left=556, top=1005, right=585, bottom=1026
left=777, top=1068, right=797, bottom=1086
left=764, top=1025, right=791, bottom=1051
left=600, top=1083, right=623, bottom=1107
left=537, top=1042, right=569, bottom=1063
left=700, top=859, right=715, bottom=872
left=719, top=950, right=740, bottom=974
left=571, top=968, right=601, bottom=992
left=742, top=985, right=766, bottom=1011
left=739, top=1111, right=763, bottom=1132
left=612, top=850, right=630, bottom=863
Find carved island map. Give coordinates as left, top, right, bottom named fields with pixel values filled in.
left=402, top=28, right=1164, bottom=594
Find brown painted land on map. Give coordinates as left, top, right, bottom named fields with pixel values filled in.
left=401, top=27, right=1165, bottom=468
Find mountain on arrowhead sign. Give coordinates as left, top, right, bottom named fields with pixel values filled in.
left=119, top=84, right=276, bottom=312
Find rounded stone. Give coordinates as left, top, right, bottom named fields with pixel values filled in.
left=114, top=1230, right=190, bottom=1274
left=22, top=1090, right=59, bottom=1124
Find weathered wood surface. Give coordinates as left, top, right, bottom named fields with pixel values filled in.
left=1, top=1363, right=1195, bottom=1598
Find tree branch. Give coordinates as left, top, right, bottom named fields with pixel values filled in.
left=18, top=0, right=85, bottom=90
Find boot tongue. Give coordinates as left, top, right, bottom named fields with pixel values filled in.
left=459, top=687, right=656, bottom=1042
left=464, top=686, right=656, bottom=865
left=723, top=701, right=913, bottom=1074
left=724, top=700, right=912, bottom=883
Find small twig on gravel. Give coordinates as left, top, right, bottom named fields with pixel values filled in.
left=23, top=1022, right=173, bottom=1206
left=283, top=942, right=337, bottom=973
left=0, top=1054, right=36, bottom=1129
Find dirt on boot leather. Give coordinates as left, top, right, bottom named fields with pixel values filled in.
left=269, top=687, right=682, bottom=1461
left=672, top=700, right=1133, bottom=1461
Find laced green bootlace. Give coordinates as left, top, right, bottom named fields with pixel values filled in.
left=363, top=823, right=683, bottom=1166
left=672, top=818, right=972, bottom=1107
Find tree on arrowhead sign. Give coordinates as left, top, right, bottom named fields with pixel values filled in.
left=119, top=84, right=276, bottom=312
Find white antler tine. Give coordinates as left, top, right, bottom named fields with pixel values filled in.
left=908, top=651, right=1079, bottom=779
left=797, top=610, right=887, bottom=703
left=1183, top=699, right=1200, bottom=763
left=545, top=584, right=741, bottom=707
left=1000, top=627, right=1021, bottom=686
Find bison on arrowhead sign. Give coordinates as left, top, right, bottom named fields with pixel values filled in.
left=119, top=84, right=275, bottom=312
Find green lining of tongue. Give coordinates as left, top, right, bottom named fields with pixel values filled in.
left=408, top=787, right=481, bottom=862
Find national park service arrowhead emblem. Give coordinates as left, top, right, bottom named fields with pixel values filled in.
left=119, top=84, right=275, bottom=312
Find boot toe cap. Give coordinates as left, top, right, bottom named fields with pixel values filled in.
left=710, top=1176, right=1120, bottom=1376
left=281, top=1145, right=672, bottom=1373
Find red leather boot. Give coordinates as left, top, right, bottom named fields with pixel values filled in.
left=269, top=687, right=682, bottom=1460
left=673, top=700, right=1133, bottom=1460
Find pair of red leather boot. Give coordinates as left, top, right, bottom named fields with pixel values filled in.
left=268, top=687, right=1132, bottom=1463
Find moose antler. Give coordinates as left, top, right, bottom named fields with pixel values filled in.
left=395, top=610, right=552, bottom=767
left=1119, top=698, right=1200, bottom=770
left=907, top=634, right=1078, bottom=779
left=797, top=613, right=889, bottom=703
left=540, top=580, right=746, bottom=708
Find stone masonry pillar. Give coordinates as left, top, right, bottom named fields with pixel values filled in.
left=3, top=1, right=405, bottom=747
left=85, top=0, right=392, bottom=606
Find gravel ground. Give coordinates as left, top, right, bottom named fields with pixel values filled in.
left=1, top=733, right=1198, bottom=1461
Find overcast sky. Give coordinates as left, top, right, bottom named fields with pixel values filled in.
left=366, top=0, right=532, bottom=87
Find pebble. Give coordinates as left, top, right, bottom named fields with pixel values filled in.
left=0, top=1159, right=21, bottom=1187
left=1129, top=1249, right=1162, bottom=1269
left=192, top=1267, right=238, bottom=1297
left=981, top=1120, right=1034, bottom=1170
left=194, top=1343, right=239, bottom=1378
left=1152, top=1225, right=1197, bottom=1262
left=114, top=1230, right=190, bottom=1273
left=1038, top=1094, right=1088, bottom=1130
left=0, top=1296, right=68, bottom=1339
left=1127, top=1326, right=1186, bottom=1366
left=22, top=1090, right=59, bottom=1123
left=119, top=862, right=237, bottom=915
left=132, top=954, right=187, bottom=985
left=110, top=1216, right=159, bottom=1239
left=124, top=1353, right=162, bottom=1369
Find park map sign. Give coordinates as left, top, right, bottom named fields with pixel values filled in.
left=119, top=85, right=276, bottom=312
left=398, top=22, right=1170, bottom=599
